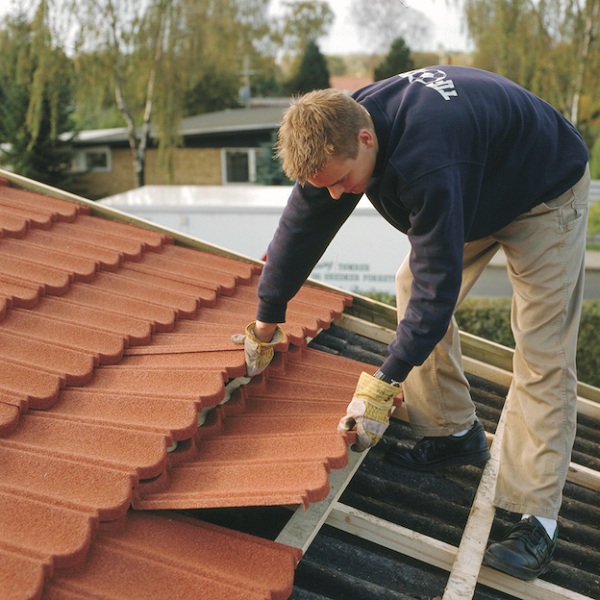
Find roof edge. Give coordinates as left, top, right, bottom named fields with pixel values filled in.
left=0, top=168, right=262, bottom=264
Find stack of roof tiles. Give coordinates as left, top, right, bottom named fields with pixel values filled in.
left=0, top=176, right=370, bottom=599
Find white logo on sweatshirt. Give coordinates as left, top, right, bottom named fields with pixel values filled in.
left=399, top=68, right=458, bottom=101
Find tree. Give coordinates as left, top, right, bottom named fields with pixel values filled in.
left=457, top=0, right=600, bottom=129
left=67, top=0, right=278, bottom=187
left=69, top=0, right=179, bottom=188
left=183, top=66, right=241, bottom=116
left=374, top=37, right=414, bottom=81
left=0, top=6, right=76, bottom=188
left=286, top=39, right=330, bottom=94
left=349, top=0, right=433, bottom=53
left=255, top=132, right=291, bottom=185
left=179, top=0, right=277, bottom=110
left=0, top=0, right=289, bottom=188
left=278, top=0, right=334, bottom=55
left=590, top=135, right=600, bottom=179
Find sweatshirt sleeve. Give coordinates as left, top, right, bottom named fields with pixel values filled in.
left=256, top=182, right=361, bottom=323
left=380, top=165, right=483, bottom=382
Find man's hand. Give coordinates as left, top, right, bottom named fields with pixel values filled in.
left=231, top=321, right=286, bottom=376
left=338, top=371, right=403, bottom=452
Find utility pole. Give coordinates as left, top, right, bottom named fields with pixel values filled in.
left=239, top=55, right=256, bottom=108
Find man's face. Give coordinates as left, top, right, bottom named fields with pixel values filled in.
left=307, top=128, right=378, bottom=200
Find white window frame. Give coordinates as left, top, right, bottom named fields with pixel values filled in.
left=221, top=148, right=257, bottom=184
left=73, top=145, right=112, bottom=173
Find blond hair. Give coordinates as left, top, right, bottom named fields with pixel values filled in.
left=276, top=89, right=371, bottom=183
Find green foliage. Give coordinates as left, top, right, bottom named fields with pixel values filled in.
left=588, top=202, right=600, bottom=245
left=576, top=300, right=600, bottom=388
left=374, top=37, right=414, bottom=81
left=454, top=298, right=515, bottom=348
left=286, top=39, right=330, bottom=94
left=590, top=134, right=600, bottom=179
left=183, top=67, right=241, bottom=116
left=411, top=52, right=442, bottom=69
left=462, top=0, right=600, bottom=129
left=255, top=132, right=292, bottom=185
left=362, top=291, right=395, bottom=306
left=279, top=0, right=334, bottom=55
left=0, top=10, right=77, bottom=189
left=326, top=55, right=347, bottom=76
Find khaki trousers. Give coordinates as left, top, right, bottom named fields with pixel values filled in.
left=395, top=166, right=590, bottom=519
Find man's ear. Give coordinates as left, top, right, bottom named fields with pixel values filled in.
left=358, top=128, right=375, bottom=148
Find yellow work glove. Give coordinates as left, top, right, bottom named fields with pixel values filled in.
left=231, top=321, right=286, bottom=377
left=338, top=371, right=402, bottom=452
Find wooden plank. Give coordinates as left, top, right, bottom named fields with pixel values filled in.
left=567, top=462, right=600, bottom=493
left=329, top=502, right=455, bottom=571
left=275, top=448, right=367, bottom=553
left=462, top=355, right=512, bottom=388
left=442, top=385, right=509, bottom=599
left=460, top=330, right=514, bottom=373
left=327, top=504, right=595, bottom=600
left=335, top=313, right=396, bottom=345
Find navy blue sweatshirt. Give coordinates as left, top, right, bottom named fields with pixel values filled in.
left=256, top=66, right=589, bottom=382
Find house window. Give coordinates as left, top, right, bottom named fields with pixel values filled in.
left=73, top=146, right=112, bottom=173
left=222, top=148, right=256, bottom=183
left=86, top=151, right=109, bottom=170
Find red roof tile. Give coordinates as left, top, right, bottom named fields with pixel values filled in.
left=0, top=176, right=361, bottom=598
left=0, top=182, right=83, bottom=221
left=44, top=512, right=302, bottom=600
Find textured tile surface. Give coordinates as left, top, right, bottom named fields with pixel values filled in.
left=0, top=177, right=358, bottom=599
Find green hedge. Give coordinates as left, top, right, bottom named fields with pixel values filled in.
left=570, top=300, right=600, bottom=389
left=454, top=298, right=514, bottom=348
left=363, top=293, right=600, bottom=388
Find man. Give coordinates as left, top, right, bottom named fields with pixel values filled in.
left=236, top=66, right=590, bottom=581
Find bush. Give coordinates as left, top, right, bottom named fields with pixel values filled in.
left=455, top=297, right=514, bottom=348
left=577, top=301, right=600, bottom=388
left=588, top=202, right=600, bottom=248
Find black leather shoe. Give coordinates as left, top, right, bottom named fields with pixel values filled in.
left=484, top=516, right=557, bottom=580
left=385, top=420, right=490, bottom=470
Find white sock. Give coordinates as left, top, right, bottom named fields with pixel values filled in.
left=451, top=428, right=470, bottom=437
left=523, top=514, right=557, bottom=538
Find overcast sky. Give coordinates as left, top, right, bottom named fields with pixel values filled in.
left=305, top=0, right=472, bottom=54
left=0, top=0, right=472, bottom=54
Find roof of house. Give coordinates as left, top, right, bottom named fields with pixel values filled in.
left=72, top=105, right=289, bottom=146
left=1, top=168, right=598, bottom=600
left=330, top=75, right=374, bottom=93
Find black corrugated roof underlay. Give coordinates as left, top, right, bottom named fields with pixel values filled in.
left=295, top=323, right=600, bottom=600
